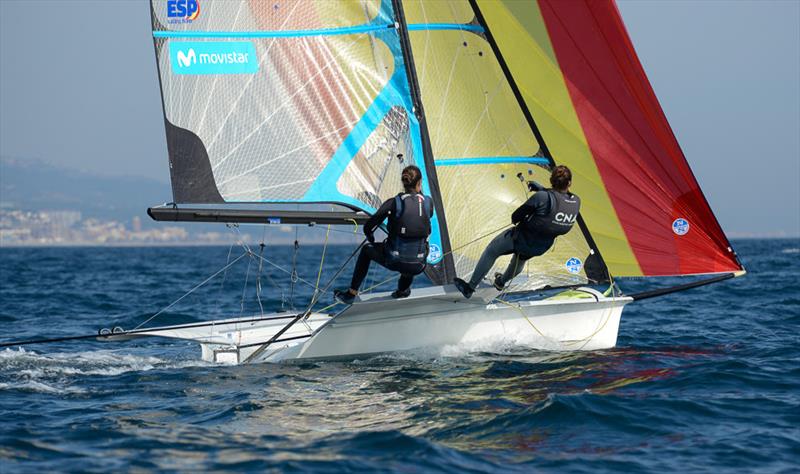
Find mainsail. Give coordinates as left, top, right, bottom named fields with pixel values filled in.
left=149, top=0, right=742, bottom=292
left=149, top=0, right=454, bottom=280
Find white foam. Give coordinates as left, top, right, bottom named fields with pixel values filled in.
left=781, top=248, right=799, bottom=254
left=0, top=347, right=212, bottom=394
left=0, top=380, right=87, bottom=395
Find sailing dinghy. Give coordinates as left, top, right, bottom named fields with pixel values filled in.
left=0, top=1, right=745, bottom=363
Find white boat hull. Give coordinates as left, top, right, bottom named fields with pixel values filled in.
left=115, top=286, right=631, bottom=364
left=259, top=286, right=630, bottom=362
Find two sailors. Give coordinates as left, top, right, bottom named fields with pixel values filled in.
left=336, top=164, right=580, bottom=304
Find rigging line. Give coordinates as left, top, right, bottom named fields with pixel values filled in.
left=289, top=235, right=299, bottom=310
left=255, top=242, right=266, bottom=316
left=231, top=225, right=314, bottom=291
left=133, top=252, right=248, bottom=330
left=213, top=241, right=235, bottom=334
left=312, top=223, right=333, bottom=302
left=247, top=251, right=319, bottom=291
left=242, top=239, right=367, bottom=363
left=239, top=252, right=253, bottom=318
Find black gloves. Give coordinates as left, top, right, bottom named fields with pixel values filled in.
left=527, top=180, right=544, bottom=192
left=366, top=232, right=375, bottom=243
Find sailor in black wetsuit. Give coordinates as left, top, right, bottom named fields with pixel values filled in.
left=454, top=165, right=580, bottom=298
left=334, top=165, right=433, bottom=304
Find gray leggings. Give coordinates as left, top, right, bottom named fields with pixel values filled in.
left=468, top=230, right=530, bottom=288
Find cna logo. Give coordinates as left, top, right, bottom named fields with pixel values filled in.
left=555, top=212, right=577, bottom=224
left=427, top=243, right=442, bottom=264
left=176, top=48, right=196, bottom=68
left=170, top=42, right=259, bottom=75
left=166, top=0, right=200, bottom=24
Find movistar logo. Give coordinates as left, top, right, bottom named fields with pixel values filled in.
left=170, top=42, right=258, bottom=75
left=176, top=48, right=196, bottom=68
left=175, top=48, right=250, bottom=68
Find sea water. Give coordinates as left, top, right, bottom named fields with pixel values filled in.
left=0, top=239, right=797, bottom=472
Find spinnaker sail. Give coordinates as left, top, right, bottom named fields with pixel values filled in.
left=473, top=0, right=743, bottom=277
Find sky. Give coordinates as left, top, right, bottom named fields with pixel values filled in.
left=1, top=0, right=798, bottom=238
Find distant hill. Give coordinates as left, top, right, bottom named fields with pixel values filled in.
left=0, top=157, right=172, bottom=224
left=0, top=158, right=364, bottom=244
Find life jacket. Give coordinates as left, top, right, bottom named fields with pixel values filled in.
left=523, top=189, right=581, bottom=238
left=385, top=193, right=433, bottom=274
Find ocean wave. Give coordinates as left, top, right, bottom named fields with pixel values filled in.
left=0, top=347, right=211, bottom=394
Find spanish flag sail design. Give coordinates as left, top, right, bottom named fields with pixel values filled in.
left=474, top=0, right=742, bottom=277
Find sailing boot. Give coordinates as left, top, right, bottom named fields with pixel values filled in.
left=453, top=278, right=474, bottom=299
left=334, top=289, right=356, bottom=305
left=493, top=273, right=506, bottom=291
left=391, top=288, right=411, bottom=299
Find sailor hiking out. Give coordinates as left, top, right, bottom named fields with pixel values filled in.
left=454, top=165, right=580, bottom=298
left=335, top=165, right=433, bottom=304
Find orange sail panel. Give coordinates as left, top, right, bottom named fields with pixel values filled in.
left=477, top=0, right=741, bottom=277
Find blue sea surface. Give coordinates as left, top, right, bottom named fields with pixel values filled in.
left=0, top=238, right=798, bottom=472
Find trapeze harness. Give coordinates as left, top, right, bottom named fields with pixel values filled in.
left=515, top=189, right=581, bottom=257
left=385, top=192, right=433, bottom=275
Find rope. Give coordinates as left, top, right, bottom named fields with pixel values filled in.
left=241, top=239, right=367, bottom=363
left=133, top=252, right=248, bottom=330
left=289, top=238, right=299, bottom=310
left=312, top=224, right=332, bottom=302
left=492, top=278, right=619, bottom=350
left=255, top=243, right=266, bottom=316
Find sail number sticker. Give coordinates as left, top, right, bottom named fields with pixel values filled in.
left=565, top=257, right=583, bottom=274
left=170, top=41, right=259, bottom=75
left=672, top=218, right=690, bottom=236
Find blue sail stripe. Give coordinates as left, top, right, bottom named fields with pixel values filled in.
left=152, top=23, right=483, bottom=39
left=434, top=157, right=551, bottom=167
left=407, top=23, right=484, bottom=33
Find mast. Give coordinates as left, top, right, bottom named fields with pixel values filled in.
left=468, top=0, right=610, bottom=282
left=391, top=0, right=456, bottom=283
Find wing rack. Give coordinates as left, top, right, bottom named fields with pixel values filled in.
left=147, top=205, right=370, bottom=226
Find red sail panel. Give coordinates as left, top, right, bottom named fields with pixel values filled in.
left=537, top=0, right=741, bottom=275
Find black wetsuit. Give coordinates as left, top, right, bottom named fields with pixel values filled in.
left=467, top=184, right=580, bottom=288
left=349, top=194, right=433, bottom=293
